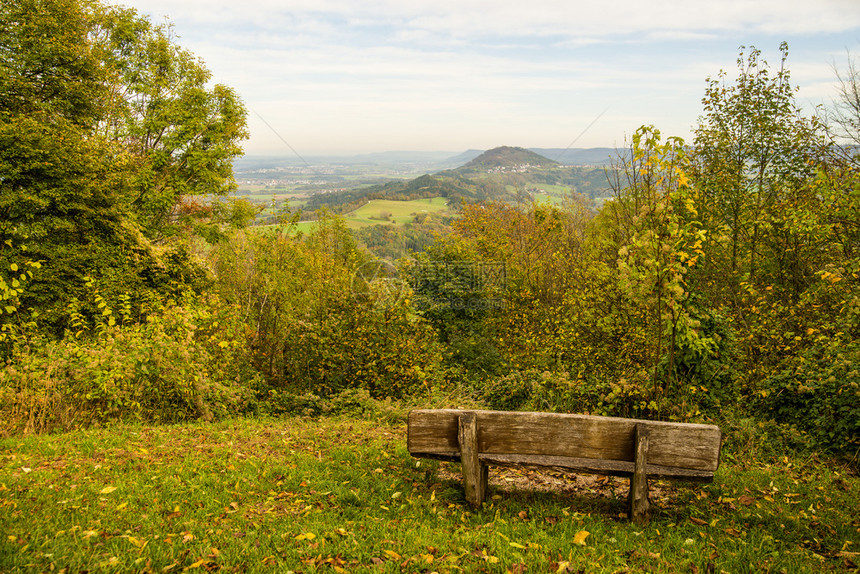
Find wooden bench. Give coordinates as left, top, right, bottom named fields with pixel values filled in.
left=407, top=409, right=722, bottom=522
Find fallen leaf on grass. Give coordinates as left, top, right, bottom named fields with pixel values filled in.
left=690, top=517, right=707, bottom=526
left=573, top=531, right=590, bottom=546
left=100, top=486, right=117, bottom=494
left=295, top=532, right=316, bottom=541
left=125, top=536, right=147, bottom=549
left=738, top=495, right=755, bottom=506
left=183, top=557, right=207, bottom=570
left=631, top=549, right=661, bottom=559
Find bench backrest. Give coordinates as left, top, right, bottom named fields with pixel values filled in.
left=408, top=409, right=721, bottom=474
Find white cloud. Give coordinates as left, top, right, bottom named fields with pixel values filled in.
left=125, top=0, right=860, bottom=38
left=109, top=0, right=860, bottom=153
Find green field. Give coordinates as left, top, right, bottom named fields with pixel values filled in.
left=345, top=197, right=450, bottom=229
left=253, top=197, right=451, bottom=235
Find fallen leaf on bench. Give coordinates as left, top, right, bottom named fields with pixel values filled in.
left=573, top=530, right=590, bottom=546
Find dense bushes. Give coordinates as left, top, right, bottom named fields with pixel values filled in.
left=0, top=306, right=257, bottom=435
left=212, top=220, right=446, bottom=400
left=761, top=319, right=860, bottom=457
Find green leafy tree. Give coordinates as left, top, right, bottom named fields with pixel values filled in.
left=93, top=6, right=248, bottom=237
left=691, top=43, right=823, bottom=297
left=0, top=0, right=247, bottom=335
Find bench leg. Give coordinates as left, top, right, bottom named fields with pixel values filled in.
left=458, top=412, right=488, bottom=507
left=628, top=423, right=650, bottom=523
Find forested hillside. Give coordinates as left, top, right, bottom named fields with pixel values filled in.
left=1, top=0, right=858, bottom=468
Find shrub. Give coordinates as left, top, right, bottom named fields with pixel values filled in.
left=761, top=336, right=860, bottom=459
left=212, top=224, right=447, bottom=400
left=0, top=306, right=256, bottom=435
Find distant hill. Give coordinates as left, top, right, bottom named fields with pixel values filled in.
left=296, top=145, right=616, bottom=219
left=234, top=147, right=616, bottom=174
left=461, top=146, right=557, bottom=171
left=529, top=147, right=616, bottom=166
left=444, top=149, right=484, bottom=165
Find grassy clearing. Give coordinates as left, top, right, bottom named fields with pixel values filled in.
left=345, top=197, right=450, bottom=229
left=1, top=416, right=858, bottom=573
left=253, top=197, right=450, bottom=235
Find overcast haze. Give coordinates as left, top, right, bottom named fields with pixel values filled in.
left=112, top=0, right=860, bottom=156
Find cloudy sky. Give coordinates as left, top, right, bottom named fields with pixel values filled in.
left=112, top=0, right=860, bottom=156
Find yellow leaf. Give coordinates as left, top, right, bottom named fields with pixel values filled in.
left=127, top=536, right=147, bottom=549
left=100, top=486, right=117, bottom=495
left=573, top=530, right=590, bottom=546
left=383, top=550, right=401, bottom=560
left=509, top=542, right=527, bottom=549
left=184, top=557, right=207, bottom=570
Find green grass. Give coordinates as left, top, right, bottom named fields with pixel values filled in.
left=2, top=417, right=858, bottom=573
left=253, top=197, right=451, bottom=235
left=344, top=197, right=448, bottom=229
left=345, top=197, right=450, bottom=229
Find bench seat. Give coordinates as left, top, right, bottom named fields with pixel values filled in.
left=407, top=409, right=722, bottom=522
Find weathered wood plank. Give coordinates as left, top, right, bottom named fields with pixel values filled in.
left=407, top=409, right=721, bottom=472
left=474, top=453, right=715, bottom=481
left=458, top=412, right=487, bottom=507
left=629, top=424, right=650, bottom=523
